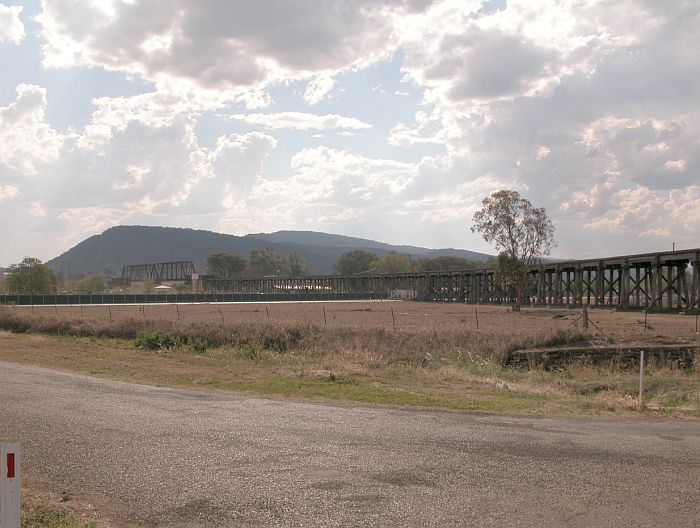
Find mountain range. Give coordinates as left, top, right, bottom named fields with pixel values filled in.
left=45, top=225, right=492, bottom=277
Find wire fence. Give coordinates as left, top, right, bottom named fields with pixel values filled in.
left=0, top=292, right=388, bottom=306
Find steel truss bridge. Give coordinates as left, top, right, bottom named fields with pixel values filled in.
left=121, top=261, right=196, bottom=282
left=203, top=248, right=700, bottom=312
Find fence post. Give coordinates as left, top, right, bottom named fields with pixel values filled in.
left=639, top=350, right=645, bottom=409
left=1, top=443, right=21, bottom=528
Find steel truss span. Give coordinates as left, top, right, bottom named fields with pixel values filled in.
left=121, top=261, right=196, bottom=282
left=203, top=249, right=700, bottom=312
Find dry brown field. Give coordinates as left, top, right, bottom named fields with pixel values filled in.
left=2, top=299, right=698, bottom=421
left=7, top=299, right=700, bottom=341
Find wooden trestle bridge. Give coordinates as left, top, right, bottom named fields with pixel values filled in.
left=203, top=248, right=700, bottom=312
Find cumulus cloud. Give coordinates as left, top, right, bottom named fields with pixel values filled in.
left=227, top=112, right=372, bottom=131
left=0, top=82, right=280, bottom=262
left=304, top=75, right=337, bottom=105
left=0, top=184, right=19, bottom=202
left=581, top=184, right=700, bottom=246
left=35, top=0, right=421, bottom=92
left=3, top=0, right=699, bottom=262
left=214, top=147, right=417, bottom=235
left=389, top=110, right=443, bottom=146
left=0, top=4, right=25, bottom=44
left=0, top=84, right=65, bottom=174
left=389, top=0, right=700, bottom=253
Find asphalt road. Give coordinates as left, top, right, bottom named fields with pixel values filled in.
left=0, top=361, right=698, bottom=527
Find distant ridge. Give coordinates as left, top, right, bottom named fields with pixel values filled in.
left=45, top=225, right=492, bottom=277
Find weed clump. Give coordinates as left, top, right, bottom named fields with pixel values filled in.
left=135, top=331, right=180, bottom=351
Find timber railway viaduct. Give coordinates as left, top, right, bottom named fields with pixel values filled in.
left=1, top=249, right=698, bottom=311
left=203, top=248, right=700, bottom=312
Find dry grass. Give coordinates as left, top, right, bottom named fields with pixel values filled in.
left=7, top=300, right=700, bottom=338
left=0, top=302, right=698, bottom=417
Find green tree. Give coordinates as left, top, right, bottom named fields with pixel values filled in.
left=471, top=190, right=555, bottom=310
left=5, top=257, right=57, bottom=294
left=416, top=256, right=480, bottom=271
left=172, top=282, right=187, bottom=293
left=374, top=251, right=414, bottom=273
left=287, top=251, right=311, bottom=276
left=333, top=250, right=379, bottom=275
left=249, top=247, right=290, bottom=277
left=207, top=253, right=248, bottom=279
left=73, top=275, right=108, bottom=293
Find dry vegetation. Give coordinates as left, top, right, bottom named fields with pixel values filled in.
left=4, top=301, right=696, bottom=527
left=18, top=483, right=104, bottom=528
left=0, top=302, right=698, bottom=418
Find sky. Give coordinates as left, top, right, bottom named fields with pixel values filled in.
left=0, top=0, right=698, bottom=267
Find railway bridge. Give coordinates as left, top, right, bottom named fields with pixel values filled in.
left=121, top=261, right=195, bottom=282
left=203, top=248, right=700, bottom=311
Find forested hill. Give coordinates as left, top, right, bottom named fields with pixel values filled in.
left=45, top=225, right=492, bottom=277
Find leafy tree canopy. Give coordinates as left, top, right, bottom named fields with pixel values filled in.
left=287, top=251, right=311, bottom=277
left=5, top=257, right=57, bottom=294
left=415, top=256, right=481, bottom=272
left=471, top=189, right=555, bottom=309
left=207, top=253, right=249, bottom=279
left=374, top=251, right=414, bottom=273
left=333, top=250, right=380, bottom=275
left=73, top=275, right=108, bottom=293
left=249, top=247, right=290, bottom=277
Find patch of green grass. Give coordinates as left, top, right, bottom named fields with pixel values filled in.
left=212, top=373, right=573, bottom=414
left=661, top=393, right=687, bottom=408
left=22, top=508, right=96, bottom=528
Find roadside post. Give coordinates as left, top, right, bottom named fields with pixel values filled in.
left=0, top=443, right=21, bottom=528
left=639, top=350, right=645, bottom=409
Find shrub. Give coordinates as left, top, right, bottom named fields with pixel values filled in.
left=135, top=331, right=179, bottom=351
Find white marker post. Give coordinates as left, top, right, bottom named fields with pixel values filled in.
left=639, top=350, right=645, bottom=409
left=0, top=443, right=21, bottom=528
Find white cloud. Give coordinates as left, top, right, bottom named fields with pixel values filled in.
left=665, top=159, right=686, bottom=171
left=228, top=112, right=372, bottom=131
left=0, top=4, right=25, bottom=44
left=35, top=0, right=412, bottom=92
left=581, top=184, right=700, bottom=246
left=2, top=1, right=700, bottom=262
left=0, top=184, right=19, bottom=202
left=665, top=186, right=700, bottom=235
left=390, top=0, right=700, bottom=253
left=215, top=146, right=418, bottom=235
left=535, top=146, right=550, bottom=160
left=304, top=75, right=336, bottom=105
left=0, top=84, right=65, bottom=174
left=28, top=202, right=47, bottom=217
left=318, top=208, right=362, bottom=224
left=0, top=82, right=282, bottom=264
